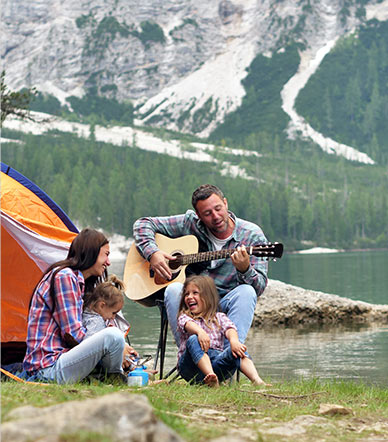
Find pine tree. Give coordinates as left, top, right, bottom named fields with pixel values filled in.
left=0, top=71, right=36, bottom=125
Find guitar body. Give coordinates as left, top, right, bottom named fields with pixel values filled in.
left=123, top=234, right=199, bottom=307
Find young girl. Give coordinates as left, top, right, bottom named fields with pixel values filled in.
left=82, top=274, right=126, bottom=338
left=83, top=276, right=158, bottom=378
left=177, top=275, right=268, bottom=387
left=82, top=275, right=140, bottom=368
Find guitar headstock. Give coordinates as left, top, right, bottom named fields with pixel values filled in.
left=250, top=242, right=284, bottom=260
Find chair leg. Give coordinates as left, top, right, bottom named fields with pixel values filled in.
left=153, top=305, right=162, bottom=372
left=164, top=365, right=178, bottom=380
left=229, top=369, right=241, bottom=385
left=159, top=311, right=168, bottom=378
left=154, top=300, right=169, bottom=379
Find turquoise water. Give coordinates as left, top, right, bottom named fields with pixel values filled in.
left=269, top=250, right=388, bottom=305
left=114, top=250, right=388, bottom=386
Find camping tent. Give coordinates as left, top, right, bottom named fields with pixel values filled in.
left=1, top=162, right=78, bottom=363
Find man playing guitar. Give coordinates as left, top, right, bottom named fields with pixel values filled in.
left=132, top=184, right=269, bottom=346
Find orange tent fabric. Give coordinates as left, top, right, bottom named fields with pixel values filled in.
left=1, top=163, right=78, bottom=354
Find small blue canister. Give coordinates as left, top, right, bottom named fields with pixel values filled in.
left=127, top=365, right=149, bottom=386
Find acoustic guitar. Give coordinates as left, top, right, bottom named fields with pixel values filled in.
left=123, top=233, right=283, bottom=307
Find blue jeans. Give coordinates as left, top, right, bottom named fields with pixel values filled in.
left=165, top=282, right=257, bottom=346
left=36, top=327, right=125, bottom=384
left=178, top=335, right=240, bottom=383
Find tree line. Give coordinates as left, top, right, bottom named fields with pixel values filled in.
left=2, top=130, right=388, bottom=250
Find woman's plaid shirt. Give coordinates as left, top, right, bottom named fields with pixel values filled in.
left=23, top=268, right=86, bottom=373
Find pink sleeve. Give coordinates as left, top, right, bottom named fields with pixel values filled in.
left=177, top=313, right=196, bottom=332
left=217, top=312, right=237, bottom=334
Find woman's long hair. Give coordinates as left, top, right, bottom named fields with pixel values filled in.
left=32, top=228, right=109, bottom=310
left=178, top=275, right=220, bottom=328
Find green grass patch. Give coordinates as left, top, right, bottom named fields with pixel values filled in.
left=2, top=378, right=388, bottom=441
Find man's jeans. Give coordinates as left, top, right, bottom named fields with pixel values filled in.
left=164, top=282, right=257, bottom=345
left=178, top=334, right=240, bottom=383
left=37, top=327, right=125, bottom=384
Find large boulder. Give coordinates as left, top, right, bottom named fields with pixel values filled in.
left=1, top=392, right=182, bottom=442
left=254, top=280, right=388, bottom=327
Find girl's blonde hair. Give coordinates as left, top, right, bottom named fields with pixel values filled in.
left=178, top=275, right=220, bottom=328
left=83, top=274, right=125, bottom=311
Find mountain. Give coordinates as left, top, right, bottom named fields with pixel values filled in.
left=2, top=0, right=388, bottom=161
left=2, top=0, right=388, bottom=250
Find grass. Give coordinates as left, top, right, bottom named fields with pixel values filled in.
left=2, top=376, right=388, bottom=441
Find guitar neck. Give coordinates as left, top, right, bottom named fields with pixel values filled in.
left=179, top=248, right=238, bottom=265
left=172, top=244, right=280, bottom=266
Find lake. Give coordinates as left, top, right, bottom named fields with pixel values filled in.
left=112, top=250, right=388, bottom=386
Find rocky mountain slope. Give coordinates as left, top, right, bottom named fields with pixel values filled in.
left=2, top=0, right=388, bottom=159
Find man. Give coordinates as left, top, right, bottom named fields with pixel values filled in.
left=133, top=184, right=268, bottom=345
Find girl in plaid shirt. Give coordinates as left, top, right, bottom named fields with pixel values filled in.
left=177, top=275, right=268, bottom=387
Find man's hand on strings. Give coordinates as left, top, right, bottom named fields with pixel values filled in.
left=231, top=245, right=250, bottom=274
left=149, top=250, right=176, bottom=280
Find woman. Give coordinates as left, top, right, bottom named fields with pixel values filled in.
left=23, top=228, right=135, bottom=384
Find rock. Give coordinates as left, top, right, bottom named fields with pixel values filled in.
left=5, top=405, right=38, bottom=420
left=258, top=415, right=334, bottom=437
left=192, top=408, right=228, bottom=421
left=254, top=280, right=388, bottom=327
left=210, top=427, right=257, bottom=441
left=319, top=403, right=353, bottom=416
left=1, top=392, right=182, bottom=442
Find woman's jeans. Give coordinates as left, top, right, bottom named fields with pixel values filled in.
left=178, top=335, right=240, bottom=383
left=37, top=327, right=125, bottom=384
left=165, top=282, right=257, bottom=345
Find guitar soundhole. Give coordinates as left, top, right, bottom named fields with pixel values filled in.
left=169, top=251, right=183, bottom=271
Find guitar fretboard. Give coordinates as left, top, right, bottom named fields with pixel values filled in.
left=178, top=249, right=236, bottom=265
left=172, top=245, right=279, bottom=266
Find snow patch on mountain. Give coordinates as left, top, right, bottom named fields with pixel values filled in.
left=366, top=0, right=388, bottom=21
left=281, top=39, right=375, bottom=165
left=137, top=0, right=259, bottom=138
left=138, top=35, right=257, bottom=138
left=279, top=0, right=388, bottom=165
left=3, top=111, right=259, bottom=181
